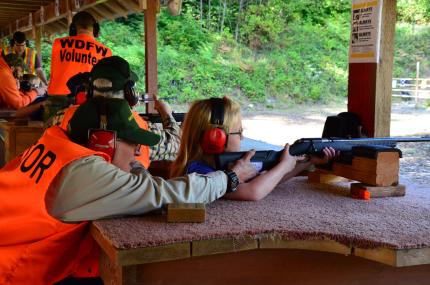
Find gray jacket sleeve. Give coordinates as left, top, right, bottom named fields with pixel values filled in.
left=46, top=156, right=227, bottom=222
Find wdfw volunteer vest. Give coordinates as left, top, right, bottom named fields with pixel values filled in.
left=4, top=46, right=36, bottom=74
left=48, top=34, right=112, bottom=95
left=59, top=104, right=152, bottom=168
left=0, top=126, right=110, bottom=285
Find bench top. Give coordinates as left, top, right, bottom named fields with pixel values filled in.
left=92, top=176, right=430, bottom=267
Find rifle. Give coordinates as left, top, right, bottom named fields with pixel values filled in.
left=140, top=112, right=186, bottom=124
left=215, top=137, right=430, bottom=171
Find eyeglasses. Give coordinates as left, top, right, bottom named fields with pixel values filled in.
left=229, top=128, right=243, bottom=138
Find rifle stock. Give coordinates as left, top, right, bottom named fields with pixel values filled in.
left=215, top=136, right=430, bottom=171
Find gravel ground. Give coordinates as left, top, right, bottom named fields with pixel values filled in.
left=398, top=142, right=430, bottom=187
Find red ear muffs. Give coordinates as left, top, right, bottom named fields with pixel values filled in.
left=87, top=129, right=116, bottom=159
left=200, top=98, right=227, bottom=154
left=201, top=127, right=227, bottom=154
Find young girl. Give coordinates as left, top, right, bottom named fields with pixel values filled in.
left=171, top=97, right=335, bottom=201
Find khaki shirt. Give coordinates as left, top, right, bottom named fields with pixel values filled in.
left=45, top=156, right=227, bottom=222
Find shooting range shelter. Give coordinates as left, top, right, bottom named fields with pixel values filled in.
left=0, top=0, right=396, bottom=136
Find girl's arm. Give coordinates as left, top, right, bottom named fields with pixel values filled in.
left=280, top=147, right=337, bottom=183
left=224, top=144, right=297, bottom=201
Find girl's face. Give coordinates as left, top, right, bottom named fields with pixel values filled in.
left=225, top=121, right=243, bottom=152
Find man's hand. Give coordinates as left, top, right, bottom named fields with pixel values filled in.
left=309, top=147, right=338, bottom=165
left=34, top=86, right=47, bottom=96
left=229, top=150, right=258, bottom=183
left=153, top=95, right=172, bottom=119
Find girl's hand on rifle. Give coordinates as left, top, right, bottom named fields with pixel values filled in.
left=278, top=144, right=298, bottom=173
left=309, top=147, right=338, bottom=165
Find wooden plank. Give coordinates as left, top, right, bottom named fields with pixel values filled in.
left=99, top=250, right=138, bottom=285
left=352, top=153, right=399, bottom=174
left=260, top=234, right=351, bottom=256
left=308, top=169, right=350, bottom=184
left=374, top=0, right=396, bottom=137
left=144, top=0, right=158, bottom=112
left=192, top=237, right=258, bottom=257
left=350, top=183, right=405, bottom=198
left=91, top=224, right=190, bottom=266
left=332, top=162, right=398, bottom=186
left=355, top=247, right=430, bottom=267
left=117, top=242, right=190, bottom=266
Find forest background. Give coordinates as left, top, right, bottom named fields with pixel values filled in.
left=40, top=0, right=430, bottom=107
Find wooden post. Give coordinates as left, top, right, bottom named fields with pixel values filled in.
left=347, top=0, right=396, bottom=137
left=33, top=26, right=42, bottom=56
left=144, top=0, right=159, bottom=113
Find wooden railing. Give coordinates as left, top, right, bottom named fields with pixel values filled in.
left=392, top=77, right=430, bottom=102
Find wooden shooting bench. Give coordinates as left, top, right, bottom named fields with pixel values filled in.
left=309, top=145, right=406, bottom=199
left=91, top=176, right=430, bottom=285
left=0, top=120, right=45, bottom=167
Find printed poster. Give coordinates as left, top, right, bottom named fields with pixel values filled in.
left=349, top=0, right=383, bottom=63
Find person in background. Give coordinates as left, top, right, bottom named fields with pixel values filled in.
left=171, top=97, right=337, bottom=201
left=0, top=96, right=257, bottom=285
left=2, top=31, right=48, bottom=86
left=46, top=11, right=112, bottom=121
left=51, top=56, right=181, bottom=168
left=0, top=53, right=46, bottom=109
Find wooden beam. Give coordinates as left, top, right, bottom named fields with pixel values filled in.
left=91, top=5, right=115, bottom=20
left=374, top=0, right=396, bottom=137
left=104, top=1, right=128, bottom=16
left=144, top=0, right=159, bottom=112
left=347, top=0, right=397, bottom=137
left=117, top=0, right=142, bottom=12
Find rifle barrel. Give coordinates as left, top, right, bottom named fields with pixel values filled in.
left=289, top=137, right=430, bottom=156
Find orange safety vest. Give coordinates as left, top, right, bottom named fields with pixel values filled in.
left=60, top=104, right=151, bottom=168
left=48, top=34, right=112, bottom=95
left=4, top=46, right=37, bottom=74
left=0, top=126, right=110, bottom=285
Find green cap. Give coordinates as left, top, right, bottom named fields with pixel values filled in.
left=69, top=97, right=160, bottom=146
left=91, top=56, right=138, bottom=91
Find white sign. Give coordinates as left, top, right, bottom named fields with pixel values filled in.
left=349, top=0, right=383, bottom=63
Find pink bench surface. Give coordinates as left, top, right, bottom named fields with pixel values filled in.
left=92, top=176, right=430, bottom=251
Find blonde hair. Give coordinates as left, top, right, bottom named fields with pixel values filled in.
left=171, top=97, right=241, bottom=177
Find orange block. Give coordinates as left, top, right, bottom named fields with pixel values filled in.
left=351, top=187, right=371, bottom=200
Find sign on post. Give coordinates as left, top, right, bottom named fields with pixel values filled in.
left=349, top=0, right=383, bottom=63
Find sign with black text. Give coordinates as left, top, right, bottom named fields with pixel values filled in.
left=349, top=0, right=383, bottom=63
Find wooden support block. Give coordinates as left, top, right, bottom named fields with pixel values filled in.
left=332, top=163, right=398, bottom=186
left=308, top=169, right=349, bottom=184
left=352, top=152, right=399, bottom=175
left=167, top=203, right=206, bottom=223
left=350, top=183, right=406, bottom=198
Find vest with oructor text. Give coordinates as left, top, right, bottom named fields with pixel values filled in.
left=48, top=34, right=112, bottom=95
left=59, top=104, right=152, bottom=168
left=0, top=126, right=109, bottom=285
